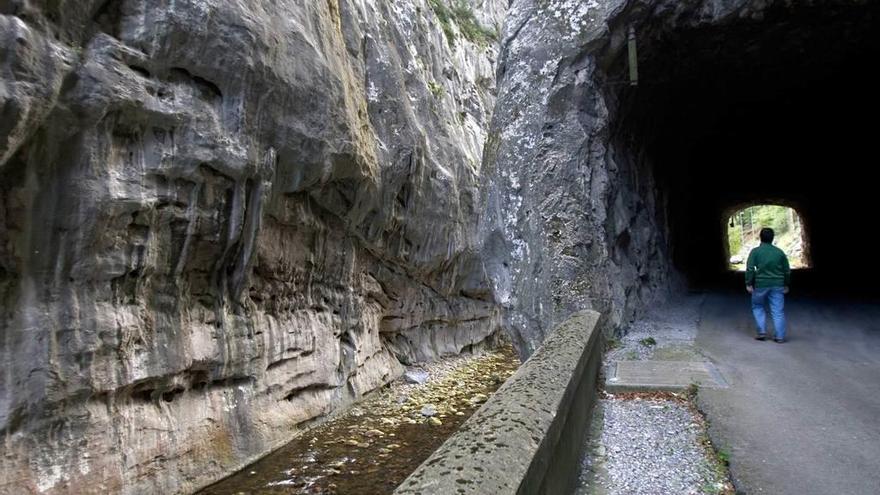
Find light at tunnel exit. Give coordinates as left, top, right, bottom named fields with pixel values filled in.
left=727, top=205, right=809, bottom=272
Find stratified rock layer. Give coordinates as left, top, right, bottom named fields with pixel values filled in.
left=0, top=1, right=505, bottom=493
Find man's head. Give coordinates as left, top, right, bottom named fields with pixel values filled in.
left=760, top=228, right=775, bottom=243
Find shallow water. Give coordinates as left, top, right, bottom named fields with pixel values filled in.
left=199, top=346, right=519, bottom=494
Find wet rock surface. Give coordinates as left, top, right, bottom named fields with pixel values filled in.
left=198, top=346, right=519, bottom=494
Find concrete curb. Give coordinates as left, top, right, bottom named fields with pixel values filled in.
left=394, top=310, right=603, bottom=495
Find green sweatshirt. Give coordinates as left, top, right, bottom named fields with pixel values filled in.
left=745, top=242, right=791, bottom=288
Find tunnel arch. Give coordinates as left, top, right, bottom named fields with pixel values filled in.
left=595, top=0, right=879, bottom=293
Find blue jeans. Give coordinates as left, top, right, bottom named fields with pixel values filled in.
left=751, top=287, right=786, bottom=340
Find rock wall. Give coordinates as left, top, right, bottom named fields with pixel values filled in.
left=480, top=0, right=677, bottom=356
left=0, top=1, right=505, bottom=493
left=3, top=0, right=826, bottom=491
left=480, top=0, right=847, bottom=355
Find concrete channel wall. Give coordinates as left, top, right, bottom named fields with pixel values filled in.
left=395, top=310, right=603, bottom=495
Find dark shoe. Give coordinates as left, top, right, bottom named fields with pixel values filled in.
left=755, top=334, right=767, bottom=341
left=774, top=338, right=785, bottom=343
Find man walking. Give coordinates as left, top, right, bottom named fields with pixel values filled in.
left=745, top=228, right=791, bottom=343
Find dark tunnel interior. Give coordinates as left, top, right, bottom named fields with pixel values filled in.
left=610, top=2, right=880, bottom=296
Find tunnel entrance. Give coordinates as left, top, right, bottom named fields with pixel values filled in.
left=726, top=204, right=810, bottom=271
left=603, top=1, right=880, bottom=294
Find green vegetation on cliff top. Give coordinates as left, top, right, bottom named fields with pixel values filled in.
left=428, top=0, right=499, bottom=47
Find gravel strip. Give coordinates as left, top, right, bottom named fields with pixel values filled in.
left=580, top=296, right=733, bottom=495
left=579, top=394, right=730, bottom=495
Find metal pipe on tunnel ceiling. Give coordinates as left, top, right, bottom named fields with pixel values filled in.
left=628, top=26, right=639, bottom=86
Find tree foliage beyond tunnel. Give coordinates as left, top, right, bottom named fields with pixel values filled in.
left=728, top=205, right=807, bottom=270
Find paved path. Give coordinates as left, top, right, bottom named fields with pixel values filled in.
left=695, top=293, right=880, bottom=495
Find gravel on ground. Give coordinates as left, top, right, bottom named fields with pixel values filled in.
left=580, top=295, right=734, bottom=495
left=578, top=392, right=733, bottom=495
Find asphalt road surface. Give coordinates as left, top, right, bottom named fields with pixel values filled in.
left=696, top=293, right=880, bottom=495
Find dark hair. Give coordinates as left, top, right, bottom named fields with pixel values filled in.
left=760, top=228, right=775, bottom=243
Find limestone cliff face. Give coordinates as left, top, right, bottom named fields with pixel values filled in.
left=479, top=0, right=688, bottom=355
left=0, top=1, right=505, bottom=493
